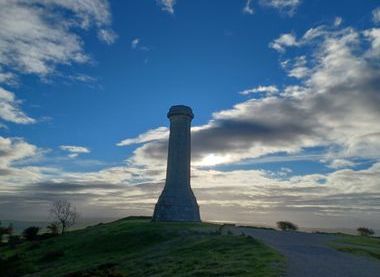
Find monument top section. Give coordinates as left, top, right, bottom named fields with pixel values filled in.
left=167, top=105, right=194, bottom=119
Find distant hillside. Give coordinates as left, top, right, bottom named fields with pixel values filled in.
left=0, top=216, right=284, bottom=276
left=0, top=218, right=119, bottom=235
left=1, top=220, right=49, bottom=235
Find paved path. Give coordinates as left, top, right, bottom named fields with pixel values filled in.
left=238, top=227, right=380, bottom=277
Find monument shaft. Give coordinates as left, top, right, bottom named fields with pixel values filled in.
left=152, top=105, right=200, bottom=222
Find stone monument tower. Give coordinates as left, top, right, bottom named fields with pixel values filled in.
left=152, top=105, right=201, bottom=222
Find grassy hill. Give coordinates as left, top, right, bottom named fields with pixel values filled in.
left=331, top=234, right=380, bottom=260
left=0, top=217, right=284, bottom=276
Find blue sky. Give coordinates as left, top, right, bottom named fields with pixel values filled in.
left=1, top=0, right=380, bottom=231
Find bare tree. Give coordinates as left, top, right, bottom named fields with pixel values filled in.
left=50, top=200, right=78, bottom=234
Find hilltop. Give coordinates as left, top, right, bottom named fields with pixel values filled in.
left=0, top=217, right=284, bottom=276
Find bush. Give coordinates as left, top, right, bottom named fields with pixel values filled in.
left=64, top=262, right=124, bottom=277
left=8, top=235, right=22, bottom=248
left=39, top=233, right=55, bottom=240
left=22, top=226, right=40, bottom=241
left=0, top=222, right=13, bottom=244
left=40, top=250, right=64, bottom=262
left=47, top=222, right=59, bottom=235
left=277, top=221, right=298, bottom=231
left=27, top=241, right=41, bottom=251
left=357, top=227, right=375, bottom=237
left=0, top=228, right=5, bottom=244
left=0, top=254, right=37, bottom=276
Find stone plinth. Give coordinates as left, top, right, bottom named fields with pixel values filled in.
left=152, top=105, right=201, bottom=222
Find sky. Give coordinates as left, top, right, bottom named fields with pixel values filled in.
left=1, top=0, right=380, bottom=231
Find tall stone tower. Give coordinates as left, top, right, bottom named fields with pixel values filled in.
left=152, top=105, right=201, bottom=222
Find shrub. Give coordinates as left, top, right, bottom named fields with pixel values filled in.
left=47, top=223, right=59, bottom=235
left=22, top=226, right=40, bottom=241
left=0, top=222, right=12, bottom=244
left=8, top=235, right=22, bottom=248
left=277, top=221, right=298, bottom=231
left=27, top=241, right=41, bottom=251
left=357, top=227, right=375, bottom=237
left=39, top=233, right=55, bottom=240
left=0, top=254, right=21, bottom=275
left=64, top=262, right=124, bottom=277
left=0, top=254, right=37, bottom=276
left=0, top=227, right=5, bottom=244
left=6, top=224, right=13, bottom=236
left=40, top=250, right=64, bottom=262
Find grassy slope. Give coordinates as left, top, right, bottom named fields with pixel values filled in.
left=1, top=217, right=284, bottom=276
left=331, top=234, right=380, bottom=261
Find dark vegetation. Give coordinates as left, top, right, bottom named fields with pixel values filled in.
left=357, top=227, right=375, bottom=237
left=22, top=226, right=40, bottom=241
left=238, top=225, right=276, bottom=231
left=47, top=223, right=59, bottom=235
left=331, top=234, right=380, bottom=261
left=0, top=221, right=13, bottom=243
left=64, top=262, right=124, bottom=277
left=0, top=217, right=284, bottom=277
left=276, top=221, right=298, bottom=231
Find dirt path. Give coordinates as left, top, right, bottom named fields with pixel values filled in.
left=238, top=227, right=380, bottom=277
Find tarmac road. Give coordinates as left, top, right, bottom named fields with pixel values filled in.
left=239, top=227, right=380, bottom=277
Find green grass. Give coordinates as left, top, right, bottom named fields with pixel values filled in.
left=331, top=234, right=380, bottom=261
left=0, top=217, right=284, bottom=276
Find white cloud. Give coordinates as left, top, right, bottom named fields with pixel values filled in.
left=270, top=25, right=334, bottom=53
left=373, top=7, right=380, bottom=24
left=60, top=145, right=90, bottom=153
left=3, top=155, right=379, bottom=229
left=282, top=56, right=310, bottom=79
left=288, top=65, right=309, bottom=79
left=98, top=29, right=118, bottom=45
left=157, top=0, right=176, bottom=14
left=0, top=87, right=35, bottom=124
left=0, top=0, right=115, bottom=80
left=1, top=134, right=379, bottom=229
left=259, top=0, right=301, bottom=16
left=243, top=0, right=254, bottom=15
left=239, top=85, right=279, bottom=95
left=334, top=17, right=343, bottom=27
left=127, top=24, right=380, bottom=169
left=302, top=26, right=328, bottom=42
left=269, top=33, right=297, bottom=52
left=131, top=38, right=140, bottom=49
left=41, top=0, right=112, bottom=27
left=0, top=136, right=37, bottom=168
left=60, top=145, right=90, bottom=158
left=0, top=0, right=115, bottom=125
left=130, top=38, right=150, bottom=52
left=69, top=73, right=97, bottom=83
left=327, top=159, right=355, bottom=169
left=0, top=69, right=15, bottom=84
left=364, top=28, right=380, bottom=58
left=117, top=127, right=169, bottom=146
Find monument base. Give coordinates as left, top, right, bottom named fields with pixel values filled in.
left=152, top=190, right=200, bottom=222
